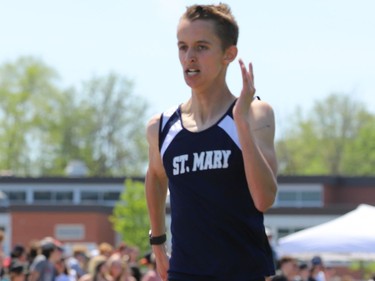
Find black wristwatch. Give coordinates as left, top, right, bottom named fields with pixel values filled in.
left=149, top=231, right=167, bottom=245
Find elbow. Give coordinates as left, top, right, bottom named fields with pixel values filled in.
left=255, top=201, right=274, bottom=213
left=254, top=186, right=277, bottom=213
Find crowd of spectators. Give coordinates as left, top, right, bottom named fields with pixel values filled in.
left=0, top=236, right=161, bottom=281
left=270, top=255, right=349, bottom=281
left=0, top=232, right=373, bottom=281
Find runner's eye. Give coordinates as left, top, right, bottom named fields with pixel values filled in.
left=197, top=45, right=208, bottom=51
left=178, top=44, right=188, bottom=51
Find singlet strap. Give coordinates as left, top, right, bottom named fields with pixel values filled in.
left=158, top=106, right=180, bottom=151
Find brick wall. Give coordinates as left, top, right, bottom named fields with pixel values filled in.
left=11, top=207, right=115, bottom=248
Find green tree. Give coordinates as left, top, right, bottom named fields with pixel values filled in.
left=0, top=56, right=62, bottom=175
left=350, top=261, right=375, bottom=280
left=0, top=57, right=149, bottom=176
left=74, top=73, right=149, bottom=176
left=276, top=93, right=375, bottom=175
left=110, top=179, right=150, bottom=255
left=342, top=114, right=375, bottom=174
left=40, top=73, right=149, bottom=176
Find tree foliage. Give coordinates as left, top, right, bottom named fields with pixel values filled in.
left=276, top=93, right=375, bottom=175
left=0, top=57, right=61, bottom=175
left=0, top=57, right=148, bottom=176
left=110, top=179, right=150, bottom=255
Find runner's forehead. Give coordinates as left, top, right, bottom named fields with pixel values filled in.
left=177, top=19, right=220, bottom=47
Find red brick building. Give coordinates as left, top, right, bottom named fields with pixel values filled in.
left=1, top=175, right=375, bottom=256
left=0, top=177, right=139, bottom=254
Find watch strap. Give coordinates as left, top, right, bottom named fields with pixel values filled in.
left=149, top=233, right=167, bottom=245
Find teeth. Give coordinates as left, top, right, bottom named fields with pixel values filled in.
left=187, top=69, right=199, bottom=76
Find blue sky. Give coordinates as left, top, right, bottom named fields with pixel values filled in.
left=1, top=0, right=374, bottom=138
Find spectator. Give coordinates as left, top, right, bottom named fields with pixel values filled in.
left=79, top=255, right=110, bottom=281
left=67, top=245, right=88, bottom=279
left=310, top=256, right=325, bottom=281
left=114, top=243, right=127, bottom=259
left=296, top=263, right=310, bottom=281
left=0, top=230, right=6, bottom=281
left=9, top=260, right=28, bottom=281
left=28, top=237, right=63, bottom=281
left=272, top=256, right=299, bottom=281
left=55, top=258, right=76, bottom=281
left=139, top=253, right=162, bottom=281
left=107, top=254, right=135, bottom=281
left=123, top=247, right=140, bottom=281
left=98, top=244, right=113, bottom=258
left=11, top=245, right=28, bottom=263
left=27, top=240, right=40, bottom=269
left=0, top=252, right=8, bottom=281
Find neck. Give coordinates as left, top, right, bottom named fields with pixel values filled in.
left=181, top=85, right=235, bottom=131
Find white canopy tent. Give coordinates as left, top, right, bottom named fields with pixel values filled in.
left=277, top=204, right=375, bottom=260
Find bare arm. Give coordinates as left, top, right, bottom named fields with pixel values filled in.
left=233, top=59, right=278, bottom=212
left=144, top=114, right=169, bottom=281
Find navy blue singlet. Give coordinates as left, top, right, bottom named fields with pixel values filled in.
left=159, top=100, right=275, bottom=281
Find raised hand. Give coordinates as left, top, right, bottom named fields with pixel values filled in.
left=233, top=59, right=256, bottom=121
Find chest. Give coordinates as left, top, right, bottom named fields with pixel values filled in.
left=163, top=126, right=243, bottom=178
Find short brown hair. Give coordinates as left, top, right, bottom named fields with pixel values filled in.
left=278, top=256, right=297, bottom=268
left=181, top=3, right=239, bottom=50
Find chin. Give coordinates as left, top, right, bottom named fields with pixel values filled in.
left=183, top=77, right=194, bottom=88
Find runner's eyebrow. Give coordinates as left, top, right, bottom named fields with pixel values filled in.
left=177, top=40, right=212, bottom=46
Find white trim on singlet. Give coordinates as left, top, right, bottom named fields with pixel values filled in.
left=161, top=104, right=242, bottom=157
left=161, top=105, right=179, bottom=131
left=160, top=105, right=181, bottom=158
left=218, top=115, right=242, bottom=150
left=160, top=119, right=183, bottom=158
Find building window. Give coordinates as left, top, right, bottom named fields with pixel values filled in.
left=103, top=192, right=120, bottom=201
left=33, top=191, right=73, bottom=203
left=4, top=191, right=26, bottom=203
left=29, top=190, right=120, bottom=205
left=34, top=191, right=52, bottom=201
left=278, top=191, right=297, bottom=203
left=55, top=224, right=85, bottom=240
left=275, top=186, right=323, bottom=207
left=81, top=191, right=99, bottom=203
left=301, top=191, right=321, bottom=203
left=55, top=191, right=73, bottom=203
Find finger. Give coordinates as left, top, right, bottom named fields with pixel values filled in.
left=239, top=58, right=246, bottom=77
left=249, top=62, right=256, bottom=95
left=249, top=62, right=254, bottom=82
left=238, top=58, right=249, bottom=88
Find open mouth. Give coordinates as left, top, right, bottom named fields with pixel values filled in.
left=186, top=69, right=200, bottom=76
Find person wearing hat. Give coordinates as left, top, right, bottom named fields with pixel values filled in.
left=28, top=237, right=63, bottom=281
left=9, top=260, right=28, bottom=281
left=310, top=256, right=325, bottom=281
left=67, top=244, right=89, bottom=279
left=10, top=245, right=28, bottom=263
